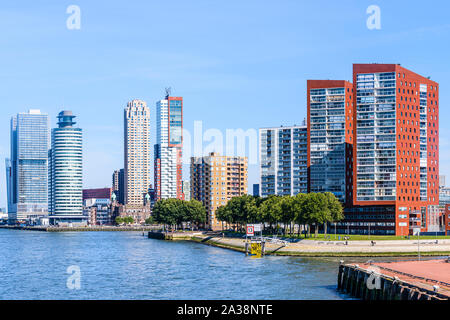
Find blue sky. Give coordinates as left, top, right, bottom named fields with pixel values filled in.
left=1, top=0, right=449, bottom=208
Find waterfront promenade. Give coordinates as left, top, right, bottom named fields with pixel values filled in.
left=152, top=231, right=450, bottom=257
left=0, top=225, right=160, bottom=232
left=338, top=259, right=450, bottom=300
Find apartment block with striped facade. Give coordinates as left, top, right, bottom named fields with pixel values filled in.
left=191, top=152, right=247, bottom=230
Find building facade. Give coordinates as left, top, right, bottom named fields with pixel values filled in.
left=342, top=64, right=439, bottom=236
left=307, top=80, right=354, bottom=204
left=124, top=100, right=151, bottom=207
left=259, top=125, right=307, bottom=197
left=83, top=188, right=112, bottom=201
left=6, top=110, right=49, bottom=223
left=191, top=152, right=248, bottom=230
left=445, top=205, right=450, bottom=235
left=49, top=111, right=85, bottom=225
left=112, top=169, right=125, bottom=205
left=83, top=198, right=112, bottom=225
left=154, top=92, right=183, bottom=200
left=253, top=184, right=260, bottom=197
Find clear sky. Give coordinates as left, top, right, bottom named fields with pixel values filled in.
left=1, top=0, right=449, bottom=208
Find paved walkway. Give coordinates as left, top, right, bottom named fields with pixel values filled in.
left=197, top=234, right=450, bottom=254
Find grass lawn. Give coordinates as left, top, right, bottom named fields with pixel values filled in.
left=300, top=233, right=450, bottom=241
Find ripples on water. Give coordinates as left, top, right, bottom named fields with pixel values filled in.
left=0, top=230, right=352, bottom=300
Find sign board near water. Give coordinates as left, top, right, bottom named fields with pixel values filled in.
left=246, top=225, right=255, bottom=236
left=253, top=224, right=262, bottom=232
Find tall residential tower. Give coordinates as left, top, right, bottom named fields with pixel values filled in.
left=307, top=80, right=354, bottom=204
left=259, top=125, right=308, bottom=197
left=154, top=91, right=183, bottom=200
left=344, top=64, right=440, bottom=235
left=48, top=111, right=84, bottom=225
left=191, top=152, right=248, bottom=230
left=124, top=100, right=151, bottom=207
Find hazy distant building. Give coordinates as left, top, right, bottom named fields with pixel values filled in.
left=124, top=100, right=151, bottom=207
left=6, top=109, right=49, bottom=223
left=440, top=175, right=446, bottom=189
left=155, top=91, right=183, bottom=200
left=49, top=111, right=85, bottom=225
left=182, top=181, right=191, bottom=201
left=253, top=184, right=260, bottom=197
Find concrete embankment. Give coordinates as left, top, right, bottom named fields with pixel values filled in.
left=148, top=231, right=450, bottom=257
left=337, top=259, right=450, bottom=300
left=0, top=225, right=161, bottom=232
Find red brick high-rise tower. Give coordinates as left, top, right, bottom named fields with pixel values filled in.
left=348, top=64, right=439, bottom=236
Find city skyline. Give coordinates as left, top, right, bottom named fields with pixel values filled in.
left=1, top=1, right=450, bottom=209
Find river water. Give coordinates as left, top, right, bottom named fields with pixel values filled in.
left=0, top=229, right=354, bottom=300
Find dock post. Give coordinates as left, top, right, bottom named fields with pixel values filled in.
left=337, top=263, right=344, bottom=291
left=262, top=241, right=265, bottom=256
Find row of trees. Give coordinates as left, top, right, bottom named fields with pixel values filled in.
left=115, top=216, right=135, bottom=225
left=151, top=198, right=206, bottom=230
left=216, top=192, right=344, bottom=237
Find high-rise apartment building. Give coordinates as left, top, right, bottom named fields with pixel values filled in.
left=259, top=125, right=307, bottom=197
left=343, top=64, right=439, bottom=235
left=48, top=111, right=84, bottom=225
left=191, top=152, right=248, bottom=230
left=6, top=109, right=49, bottom=223
left=154, top=91, right=183, bottom=200
left=307, top=80, right=354, bottom=204
left=124, top=100, right=151, bottom=207
left=112, top=169, right=125, bottom=204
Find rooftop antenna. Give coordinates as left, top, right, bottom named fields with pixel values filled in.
left=165, top=87, right=171, bottom=99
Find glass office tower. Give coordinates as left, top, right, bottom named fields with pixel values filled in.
left=6, top=109, right=49, bottom=223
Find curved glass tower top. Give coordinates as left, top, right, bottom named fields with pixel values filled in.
left=57, top=110, right=76, bottom=128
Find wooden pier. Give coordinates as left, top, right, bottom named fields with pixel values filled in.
left=337, top=258, right=450, bottom=300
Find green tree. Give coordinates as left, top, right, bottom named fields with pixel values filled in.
left=152, top=199, right=177, bottom=228
left=145, top=216, right=154, bottom=225
left=184, top=199, right=206, bottom=229
left=292, top=193, right=307, bottom=237
left=323, top=192, right=344, bottom=235
left=216, top=205, right=233, bottom=230
left=115, top=216, right=123, bottom=225
left=259, top=195, right=282, bottom=234
left=279, top=196, right=295, bottom=235
left=301, top=193, right=330, bottom=237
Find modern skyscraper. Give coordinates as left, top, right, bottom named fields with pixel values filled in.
left=191, top=152, right=248, bottom=230
left=307, top=80, right=354, bottom=204
left=259, top=125, right=308, bottom=197
left=154, top=91, right=183, bottom=200
left=6, top=109, right=49, bottom=223
left=124, top=100, right=151, bottom=207
left=48, top=111, right=84, bottom=225
left=344, top=63, right=439, bottom=235
left=112, top=168, right=125, bottom=204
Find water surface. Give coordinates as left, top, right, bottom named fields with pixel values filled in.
left=0, top=229, right=352, bottom=300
